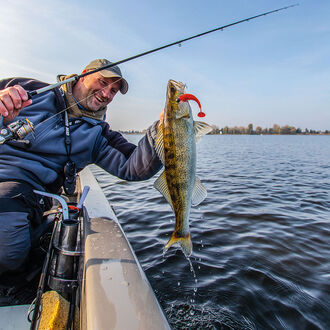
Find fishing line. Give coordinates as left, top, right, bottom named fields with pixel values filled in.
left=0, top=75, right=124, bottom=133
left=1, top=4, right=299, bottom=135
left=32, top=76, right=124, bottom=130
left=27, top=4, right=299, bottom=99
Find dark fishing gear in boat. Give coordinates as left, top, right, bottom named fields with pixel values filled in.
left=28, top=186, right=90, bottom=330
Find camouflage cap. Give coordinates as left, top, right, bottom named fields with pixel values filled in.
left=84, top=58, right=128, bottom=94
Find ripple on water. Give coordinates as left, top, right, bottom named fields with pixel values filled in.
left=164, top=302, right=256, bottom=330
left=92, top=135, right=330, bottom=329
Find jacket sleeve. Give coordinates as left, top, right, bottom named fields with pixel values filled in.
left=94, top=121, right=163, bottom=181
left=0, top=78, right=49, bottom=91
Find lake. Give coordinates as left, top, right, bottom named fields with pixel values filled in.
left=92, top=134, right=330, bottom=329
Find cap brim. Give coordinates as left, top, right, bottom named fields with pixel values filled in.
left=99, top=70, right=128, bottom=94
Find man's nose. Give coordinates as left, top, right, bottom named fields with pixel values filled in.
left=101, top=86, right=112, bottom=100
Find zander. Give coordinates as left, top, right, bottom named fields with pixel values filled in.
left=154, top=80, right=212, bottom=256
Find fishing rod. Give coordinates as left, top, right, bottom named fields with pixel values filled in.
left=0, top=4, right=298, bottom=142
left=27, top=3, right=298, bottom=99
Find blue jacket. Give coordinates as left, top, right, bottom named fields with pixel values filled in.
left=0, top=78, right=162, bottom=192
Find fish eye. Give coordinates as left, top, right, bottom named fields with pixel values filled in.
left=170, top=87, right=176, bottom=93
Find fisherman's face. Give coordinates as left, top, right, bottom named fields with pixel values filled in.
left=73, top=72, right=121, bottom=112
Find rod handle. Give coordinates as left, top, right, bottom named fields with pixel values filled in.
left=27, top=91, right=37, bottom=100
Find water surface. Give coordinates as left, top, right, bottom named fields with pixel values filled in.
left=93, top=135, right=330, bottom=329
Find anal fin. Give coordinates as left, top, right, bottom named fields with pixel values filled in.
left=191, top=176, right=207, bottom=206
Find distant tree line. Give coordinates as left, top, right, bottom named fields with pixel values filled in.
left=208, top=124, right=330, bottom=135
left=119, top=125, right=329, bottom=135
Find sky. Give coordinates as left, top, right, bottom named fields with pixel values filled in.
left=0, top=0, right=329, bottom=131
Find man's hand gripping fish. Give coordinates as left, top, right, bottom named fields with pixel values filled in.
left=154, top=80, right=212, bottom=256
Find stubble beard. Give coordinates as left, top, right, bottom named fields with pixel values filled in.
left=85, top=91, right=105, bottom=112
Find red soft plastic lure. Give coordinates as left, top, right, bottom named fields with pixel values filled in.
left=178, top=94, right=205, bottom=117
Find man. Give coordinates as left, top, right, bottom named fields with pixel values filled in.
left=0, top=59, right=162, bottom=275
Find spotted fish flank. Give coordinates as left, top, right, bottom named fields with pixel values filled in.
left=154, top=80, right=212, bottom=256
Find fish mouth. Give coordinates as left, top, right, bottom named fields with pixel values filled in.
left=168, top=80, right=185, bottom=96
left=165, top=80, right=189, bottom=118
left=166, top=80, right=185, bottom=107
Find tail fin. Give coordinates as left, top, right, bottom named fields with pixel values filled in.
left=164, top=232, right=193, bottom=257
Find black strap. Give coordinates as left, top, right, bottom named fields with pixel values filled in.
left=63, top=111, right=77, bottom=195
left=64, top=111, right=71, bottom=159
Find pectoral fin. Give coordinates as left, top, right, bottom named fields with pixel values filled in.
left=154, top=123, right=165, bottom=163
left=191, top=176, right=207, bottom=206
left=194, top=121, right=213, bottom=142
left=154, top=171, right=174, bottom=211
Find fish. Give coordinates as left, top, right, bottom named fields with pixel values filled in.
left=154, top=79, right=213, bottom=256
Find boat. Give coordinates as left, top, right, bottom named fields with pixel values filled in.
left=0, top=166, right=170, bottom=329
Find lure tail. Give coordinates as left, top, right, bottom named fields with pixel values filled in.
left=178, top=93, right=205, bottom=117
